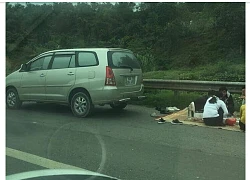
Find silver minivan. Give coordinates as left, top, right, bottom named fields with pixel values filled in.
left=6, top=48, right=145, bottom=117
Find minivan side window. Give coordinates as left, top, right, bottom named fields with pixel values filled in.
left=51, top=55, right=75, bottom=69
left=43, top=56, right=53, bottom=70
left=29, top=56, right=52, bottom=71
left=69, top=55, right=76, bottom=68
left=78, top=52, right=98, bottom=67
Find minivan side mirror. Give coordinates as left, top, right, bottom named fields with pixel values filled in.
left=19, top=63, right=28, bottom=72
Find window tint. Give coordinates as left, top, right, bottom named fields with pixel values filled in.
left=51, top=55, right=72, bottom=69
left=43, top=56, right=52, bottom=70
left=78, top=52, right=98, bottom=67
left=108, top=51, right=141, bottom=69
left=30, top=57, right=44, bottom=71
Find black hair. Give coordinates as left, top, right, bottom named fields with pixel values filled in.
left=216, top=91, right=223, bottom=99
left=208, top=90, right=217, bottom=104
left=208, top=90, right=216, bottom=96
left=219, top=86, right=227, bottom=92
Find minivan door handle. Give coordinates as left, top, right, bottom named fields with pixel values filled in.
left=40, top=73, right=45, bottom=77
left=67, top=72, right=75, bottom=76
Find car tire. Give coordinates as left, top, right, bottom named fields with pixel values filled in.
left=71, top=92, right=93, bottom=118
left=110, top=102, right=127, bottom=110
left=6, top=88, right=22, bottom=109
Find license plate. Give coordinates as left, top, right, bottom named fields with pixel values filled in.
left=125, top=76, right=136, bottom=86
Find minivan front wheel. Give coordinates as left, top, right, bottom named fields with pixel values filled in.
left=71, top=92, right=92, bottom=118
left=6, top=88, right=22, bottom=109
left=110, top=102, right=127, bottom=110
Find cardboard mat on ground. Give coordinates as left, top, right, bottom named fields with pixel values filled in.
left=155, top=108, right=241, bottom=132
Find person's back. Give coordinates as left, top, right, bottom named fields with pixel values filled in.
left=203, top=97, right=228, bottom=118
left=202, top=90, right=229, bottom=126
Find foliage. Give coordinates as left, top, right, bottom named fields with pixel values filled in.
left=143, top=61, right=245, bottom=82
left=131, top=90, right=242, bottom=113
left=6, top=2, right=245, bottom=79
left=131, top=90, right=204, bottom=109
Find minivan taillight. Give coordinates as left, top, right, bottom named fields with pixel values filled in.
left=105, top=66, right=116, bottom=86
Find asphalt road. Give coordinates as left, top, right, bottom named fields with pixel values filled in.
left=6, top=103, right=245, bottom=180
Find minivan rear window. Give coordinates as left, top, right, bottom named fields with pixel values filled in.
left=108, top=51, right=141, bottom=69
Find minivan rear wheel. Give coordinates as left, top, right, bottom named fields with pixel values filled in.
left=110, top=102, right=127, bottom=110
left=71, top=92, right=92, bottom=118
left=6, top=88, right=22, bottom=109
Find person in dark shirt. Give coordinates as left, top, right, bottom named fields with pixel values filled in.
left=193, top=94, right=209, bottom=112
left=218, top=86, right=235, bottom=115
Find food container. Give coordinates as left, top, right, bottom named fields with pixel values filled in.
left=194, top=112, right=203, bottom=119
left=225, top=118, right=237, bottom=126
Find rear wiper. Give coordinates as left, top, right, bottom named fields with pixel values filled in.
left=118, top=65, right=133, bottom=71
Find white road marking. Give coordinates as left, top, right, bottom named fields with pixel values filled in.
left=6, top=147, right=118, bottom=179
left=6, top=147, right=82, bottom=170
left=7, top=169, right=118, bottom=180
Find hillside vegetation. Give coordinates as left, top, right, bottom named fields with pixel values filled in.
left=6, top=2, right=245, bottom=82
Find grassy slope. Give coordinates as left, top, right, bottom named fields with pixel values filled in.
left=142, top=30, right=245, bottom=82
left=139, top=33, right=245, bottom=109
left=143, top=62, right=245, bottom=82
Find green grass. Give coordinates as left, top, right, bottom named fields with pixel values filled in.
left=131, top=90, right=205, bottom=109
left=131, top=89, right=243, bottom=112
left=143, top=62, right=245, bottom=82
left=140, top=61, right=245, bottom=109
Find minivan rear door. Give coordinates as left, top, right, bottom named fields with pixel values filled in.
left=107, top=50, right=142, bottom=93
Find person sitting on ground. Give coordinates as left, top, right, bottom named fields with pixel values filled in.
left=187, top=93, right=209, bottom=119
left=193, top=93, right=209, bottom=112
left=239, top=104, right=245, bottom=132
left=203, top=90, right=229, bottom=126
left=219, top=86, right=235, bottom=116
left=188, top=91, right=213, bottom=117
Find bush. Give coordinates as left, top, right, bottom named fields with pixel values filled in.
left=136, top=53, right=157, bottom=72
left=131, top=90, right=203, bottom=109
left=132, top=90, right=242, bottom=113
left=143, top=61, right=245, bottom=82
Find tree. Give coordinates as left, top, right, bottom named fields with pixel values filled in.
left=6, top=2, right=245, bottom=73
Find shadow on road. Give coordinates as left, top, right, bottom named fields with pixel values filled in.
left=21, top=102, right=71, bottom=114
left=16, top=102, right=141, bottom=120
left=91, top=106, right=141, bottom=120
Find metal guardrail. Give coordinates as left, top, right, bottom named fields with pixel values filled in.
left=143, top=79, right=245, bottom=94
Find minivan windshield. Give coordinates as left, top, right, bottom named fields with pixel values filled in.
left=108, top=51, right=141, bottom=69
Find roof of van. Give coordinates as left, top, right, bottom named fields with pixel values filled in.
left=41, top=48, right=131, bottom=55
left=28, top=48, right=133, bottom=63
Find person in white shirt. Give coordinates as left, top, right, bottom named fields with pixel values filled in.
left=203, top=90, right=229, bottom=126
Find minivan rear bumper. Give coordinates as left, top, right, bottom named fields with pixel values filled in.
left=118, top=95, right=146, bottom=102
left=91, top=84, right=144, bottom=105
